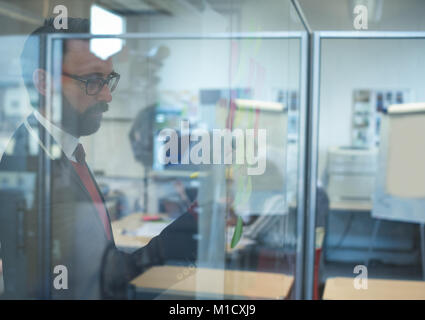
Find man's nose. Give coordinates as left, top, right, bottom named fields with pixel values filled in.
left=97, top=83, right=112, bottom=102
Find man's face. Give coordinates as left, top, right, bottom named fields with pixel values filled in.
left=60, top=39, right=114, bottom=137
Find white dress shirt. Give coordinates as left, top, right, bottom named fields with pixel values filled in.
left=33, top=110, right=80, bottom=162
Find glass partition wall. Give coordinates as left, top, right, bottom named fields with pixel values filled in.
left=10, top=0, right=425, bottom=301
left=309, top=32, right=425, bottom=299
left=0, top=28, right=307, bottom=298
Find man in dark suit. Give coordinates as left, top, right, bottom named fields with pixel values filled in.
left=0, top=18, right=198, bottom=299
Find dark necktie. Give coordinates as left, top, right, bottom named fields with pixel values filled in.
left=73, top=143, right=86, bottom=164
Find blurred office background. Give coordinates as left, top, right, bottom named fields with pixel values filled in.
left=0, top=0, right=425, bottom=300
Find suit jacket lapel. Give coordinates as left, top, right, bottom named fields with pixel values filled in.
left=26, top=113, right=93, bottom=204
left=27, top=114, right=113, bottom=242
left=60, top=157, right=113, bottom=242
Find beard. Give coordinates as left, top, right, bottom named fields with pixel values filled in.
left=60, top=95, right=109, bottom=137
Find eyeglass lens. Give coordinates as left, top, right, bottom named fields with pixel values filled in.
left=86, top=76, right=119, bottom=95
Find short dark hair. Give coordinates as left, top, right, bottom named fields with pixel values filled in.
left=20, top=17, right=90, bottom=108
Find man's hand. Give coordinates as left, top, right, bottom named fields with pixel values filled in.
left=100, top=244, right=137, bottom=299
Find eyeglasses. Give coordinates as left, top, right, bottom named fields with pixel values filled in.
left=62, top=71, right=120, bottom=96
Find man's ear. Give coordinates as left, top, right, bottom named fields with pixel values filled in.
left=32, top=68, right=48, bottom=96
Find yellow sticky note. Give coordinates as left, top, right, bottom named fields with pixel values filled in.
left=190, top=172, right=199, bottom=179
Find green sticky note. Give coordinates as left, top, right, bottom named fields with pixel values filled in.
left=231, top=216, right=244, bottom=249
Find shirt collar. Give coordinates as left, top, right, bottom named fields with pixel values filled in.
left=33, top=110, right=80, bottom=162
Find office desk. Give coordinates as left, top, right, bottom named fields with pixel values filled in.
left=324, top=200, right=419, bottom=265
left=112, top=213, right=167, bottom=249
left=130, top=265, right=294, bottom=300
left=323, top=277, right=425, bottom=300
left=112, top=213, right=256, bottom=253
left=324, top=201, right=371, bottom=263
left=329, top=200, right=372, bottom=212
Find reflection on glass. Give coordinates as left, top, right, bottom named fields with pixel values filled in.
left=0, top=12, right=301, bottom=299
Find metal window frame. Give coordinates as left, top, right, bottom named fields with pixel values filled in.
left=39, top=32, right=53, bottom=299
left=46, top=31, right=309, bottom=300
left=48, top=31, right=306, bottom=40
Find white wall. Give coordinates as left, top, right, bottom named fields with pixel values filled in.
left=318, top=38, right=425, bottom=181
